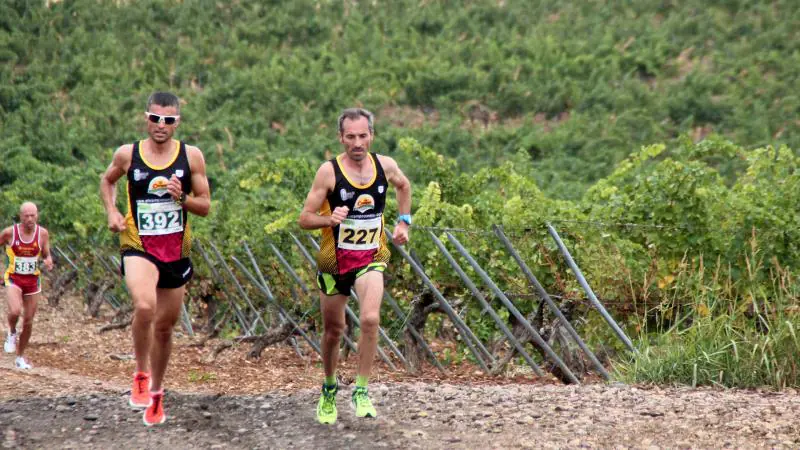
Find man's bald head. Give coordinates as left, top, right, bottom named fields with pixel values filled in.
left=20, top=202, right=37, bottom=215
left=19, top=202, right=39, bottom=231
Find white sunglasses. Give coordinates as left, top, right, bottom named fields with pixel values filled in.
left=145, top=112, right=180, bottom=125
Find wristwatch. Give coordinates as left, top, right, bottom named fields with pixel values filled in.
left=398, top=214, right=412, bottom=225
left=179, top=192, right=187, bottom=204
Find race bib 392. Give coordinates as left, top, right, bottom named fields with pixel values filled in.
left=136, top=201, right=184, bottom=236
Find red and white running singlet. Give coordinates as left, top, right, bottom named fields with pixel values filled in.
left=4, top=224, right=42, bottom=295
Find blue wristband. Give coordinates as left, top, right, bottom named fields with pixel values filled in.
left=398, top=214, right=412, bottom=225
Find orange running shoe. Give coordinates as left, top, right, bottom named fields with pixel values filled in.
left=143, top=389, right=166, bottom=426
left=129, top=372, right=151, bottom=409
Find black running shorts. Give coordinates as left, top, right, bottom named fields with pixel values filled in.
left=120, top=250, right=193, bottom=289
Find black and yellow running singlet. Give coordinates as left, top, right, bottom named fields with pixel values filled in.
left=316, top=153, right=390, bottom=275
left=120, top=140, right=193, bottom=262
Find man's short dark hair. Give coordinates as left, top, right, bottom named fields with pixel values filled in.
left=147, top=92, right=180, bottom=113
left=338, top=108, right=374, bottom=134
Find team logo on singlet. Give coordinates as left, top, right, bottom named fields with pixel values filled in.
left=175, top=170, right=184, bottom=178
left=378, top=185, right=385, bottom=194
left=134, top=168, right=149, bottom=181
left=147, top=176, right=170, bottom=197
left=340, top=189, right=354, bottom=202
left=354, top=194, right=375, bottom=213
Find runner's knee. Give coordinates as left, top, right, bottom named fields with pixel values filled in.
left=153, top=315, right=178, bottom=335
left=22, top=306, right=36, bottom=322
left=324, top=319, right=345, bottom=338
left=133, top=303, right=155, bottom=323
left=359, top=312, right=380, bottom=332
left=8, top=306, right=21, bottom=318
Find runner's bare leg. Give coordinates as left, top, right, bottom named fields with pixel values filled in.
left=16, top=293, right=39, bottom=356
left=149, top=286, right=184, bottom=392
left=354, top=271, right=384, bottom=378
left=123, top=256, right=159, bottom=374
left=5, top=286, right=22, bottom=335
left=320, top=293, right=348, bottom=378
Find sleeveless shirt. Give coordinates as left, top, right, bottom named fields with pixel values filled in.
left=120, top=140, right=193, bottom=262
left=316, top=152, right=391, bottom=275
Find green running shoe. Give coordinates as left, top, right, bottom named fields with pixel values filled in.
left=317, top=383, right=338, bottom=424
left=351, top=386, right=377, bottom=418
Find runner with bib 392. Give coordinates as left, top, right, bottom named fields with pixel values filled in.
left=100, top=91, right=211, bottom=427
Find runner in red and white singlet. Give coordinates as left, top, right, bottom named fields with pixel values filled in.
left=1, top=202, right=54, bottom=370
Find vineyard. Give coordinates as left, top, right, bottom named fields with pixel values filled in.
left=2, top=0, right=800, bottom=447
left=0, top=0, right=799, bottom=395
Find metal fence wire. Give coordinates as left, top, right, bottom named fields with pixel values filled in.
left=57, top=222, right=636, bottom=384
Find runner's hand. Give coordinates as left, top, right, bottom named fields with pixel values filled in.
left=43, top=256, right=54, bottom=271
left=167, top=174, right=183, bottom=201
left=329, top=206, right=349, bottom=226
left=107, top=210, right=126, bottom=232
left=392, top=222, right=410, bottom=245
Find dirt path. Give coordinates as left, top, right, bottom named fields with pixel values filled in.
left=0, top=290, right=534, bottom=400
left=3, top=291, right=800, bottom=448
left=3, top=377, right=800, bottom=449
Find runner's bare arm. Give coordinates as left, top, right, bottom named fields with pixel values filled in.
left=299, top=163, right=348, bottom=229
left=182, top=146, right=211, bottom=217
left=100, top=145, right=133, bottom=232
left=0, top=226, right=12, bottom=246
left=40, top=228, right=54, bottom=271
left=379, top=155, right=412, bottom=245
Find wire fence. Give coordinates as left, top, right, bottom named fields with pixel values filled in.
left=47, top=221, right=652, bottom=384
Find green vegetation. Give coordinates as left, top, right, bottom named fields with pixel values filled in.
left=615, top=241, right=800, bottom=389
left=2, top=0, right=799, bottom=387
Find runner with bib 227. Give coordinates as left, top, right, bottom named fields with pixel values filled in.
left=299, top=108, right=411, bottom=425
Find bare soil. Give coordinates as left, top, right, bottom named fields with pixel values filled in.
left=2, top=289, right=800, bottom=448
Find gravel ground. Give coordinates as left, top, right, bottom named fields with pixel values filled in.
left=4, top=292, right=800, bottom=448
left=3, top=382, right=800, bottom=449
